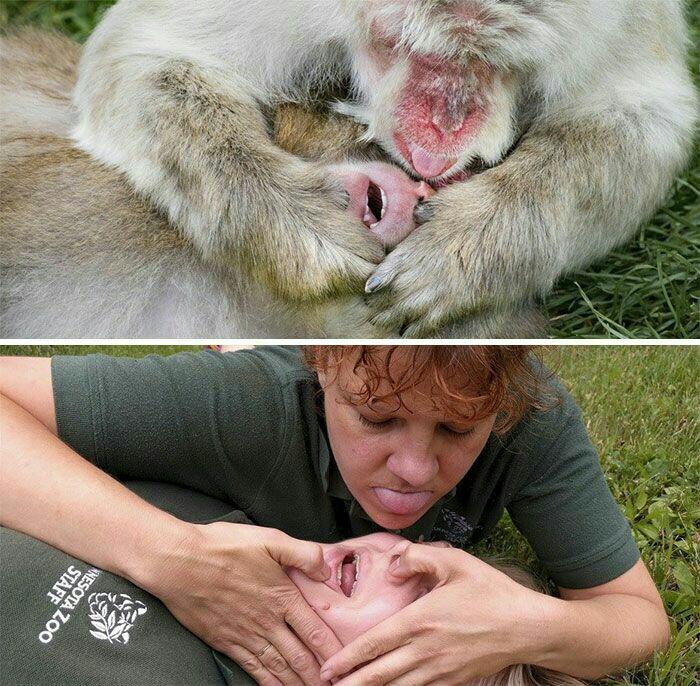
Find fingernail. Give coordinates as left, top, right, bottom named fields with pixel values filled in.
left=365, top=276, right=384, bottom=293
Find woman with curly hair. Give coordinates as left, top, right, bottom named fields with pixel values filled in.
left=0, top=346, right=668, bottom=685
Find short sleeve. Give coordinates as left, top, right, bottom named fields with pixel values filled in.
left=507, top=387, right=639, bottom=589
left=51, top=348, right=300, bottom=507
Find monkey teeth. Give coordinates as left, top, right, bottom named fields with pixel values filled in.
left=366, top=189, right=387, bottom=229
left=365, top=182, right=386, bottom=229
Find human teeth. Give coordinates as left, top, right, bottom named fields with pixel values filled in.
left=350, top=553, right=359, bottom=597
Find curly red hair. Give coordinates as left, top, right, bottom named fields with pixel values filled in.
left=303, top=346, right=550, bottom=433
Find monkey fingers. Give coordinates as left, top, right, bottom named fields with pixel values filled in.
left=365, top=238, right=476, bottom=338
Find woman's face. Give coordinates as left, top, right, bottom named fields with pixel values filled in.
left=287, top=533, right=427, bottom=643
left=321, top=350, right=496, bottom=530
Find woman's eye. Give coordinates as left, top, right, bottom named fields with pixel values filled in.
left=440, top=424, right=475, bottom=438
left=358, top=414, right=394, bottom=429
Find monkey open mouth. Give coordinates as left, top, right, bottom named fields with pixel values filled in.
left=333, top=162, right=434, bottom=247
left=363, top=181, right=387, bottom=227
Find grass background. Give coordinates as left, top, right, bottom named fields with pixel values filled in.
left=1, top=0, right=698, bottom=338
left=1, top=343, right=698, bottom=684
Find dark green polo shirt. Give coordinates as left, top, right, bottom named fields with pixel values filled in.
left=51, top=346, right=639, bottom=589
left=2, top=482, right=257, bottom=686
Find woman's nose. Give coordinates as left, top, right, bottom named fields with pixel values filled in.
left=385, top=445, right=440, bottom=488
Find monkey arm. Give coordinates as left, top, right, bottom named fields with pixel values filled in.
left=365, top=83, right=697, bottom=337
left=73, top=47, right=382, bottom=302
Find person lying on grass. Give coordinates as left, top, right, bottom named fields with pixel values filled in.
left=2, top=496, right=582, bottom=686
left=0, top=345, right=669, bottom=686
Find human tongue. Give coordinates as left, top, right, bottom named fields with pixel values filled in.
left=409, top=143, right=454, bottom=178
left=374, top=487, right=433, bottom=515
left=340, top=557, right=356, bottom=597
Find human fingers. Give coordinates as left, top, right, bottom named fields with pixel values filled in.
left=388, top=667, right=452, bottom=686
left=319, top=612, right=408, bottom=682
left=265, top=530, right=330, bottom=582
left=225, top=643, right=285, bottom=686
left=252, top=637, right=308, bottom=686
left=285, top=591, right=344, bottom=664
left=388, top=541, right=458, bottom=582
left=268, top=622, right=332, bottom=686
left=330, top=645, right=416, bottom=686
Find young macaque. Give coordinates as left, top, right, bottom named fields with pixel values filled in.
left=0, top=30, right=423, bottom=337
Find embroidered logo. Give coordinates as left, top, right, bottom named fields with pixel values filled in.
left=431, top=508, right=475, bottom=547
left=87, top=592, right=147, bottom=644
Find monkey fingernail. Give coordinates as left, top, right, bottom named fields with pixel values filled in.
left=365, top=276, right=385, bottom=293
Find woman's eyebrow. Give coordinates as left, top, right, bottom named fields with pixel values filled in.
left=366, top=399, right=405, bottom=415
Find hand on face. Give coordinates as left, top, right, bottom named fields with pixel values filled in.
left=318, top=542, right=549, bottom=686
left=156, top=522, right=342, bottom=686
left=287, top=533, right=429, bottom=645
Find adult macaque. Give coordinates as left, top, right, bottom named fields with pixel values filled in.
left=65, top=0, right=697, bottom=336
left=0, top=31, right=427, bottom=337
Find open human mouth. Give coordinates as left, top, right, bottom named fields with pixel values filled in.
left=337, top=552, right=360, bottom=598
left=373, top=487, right=433, bottom=515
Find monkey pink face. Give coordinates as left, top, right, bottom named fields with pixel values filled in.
left=343, top=0, right=530, bottom=180
left=287, top=533, right=429, bottom=644
left=330, top=162, right=434, bottom=248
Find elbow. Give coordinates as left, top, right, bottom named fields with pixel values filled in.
left=656, top=609, right=672, bottom=653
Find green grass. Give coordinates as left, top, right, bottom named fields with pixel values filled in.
left=2, top=0, right=698, bottom=339
left=479, top=346, right=700, bottom=685
left=0, top=0, right=113, bottom=41
left=2, top=344, right=699, bottom=684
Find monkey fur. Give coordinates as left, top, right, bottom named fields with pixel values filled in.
left=1, top=31, right=398, bottom=337
left=2, top=0, right=697, bottom=337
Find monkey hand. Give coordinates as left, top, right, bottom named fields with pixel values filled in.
left=365, top=179, right=554, bottom=337
left=246, top=162, right=386, bottom=303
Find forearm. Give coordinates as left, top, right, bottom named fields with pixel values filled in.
left=497, top=109, right=686, bottom=277
left=0, top=394, right=193, bottom=591
left=526, top=592, right=669, bottom=680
